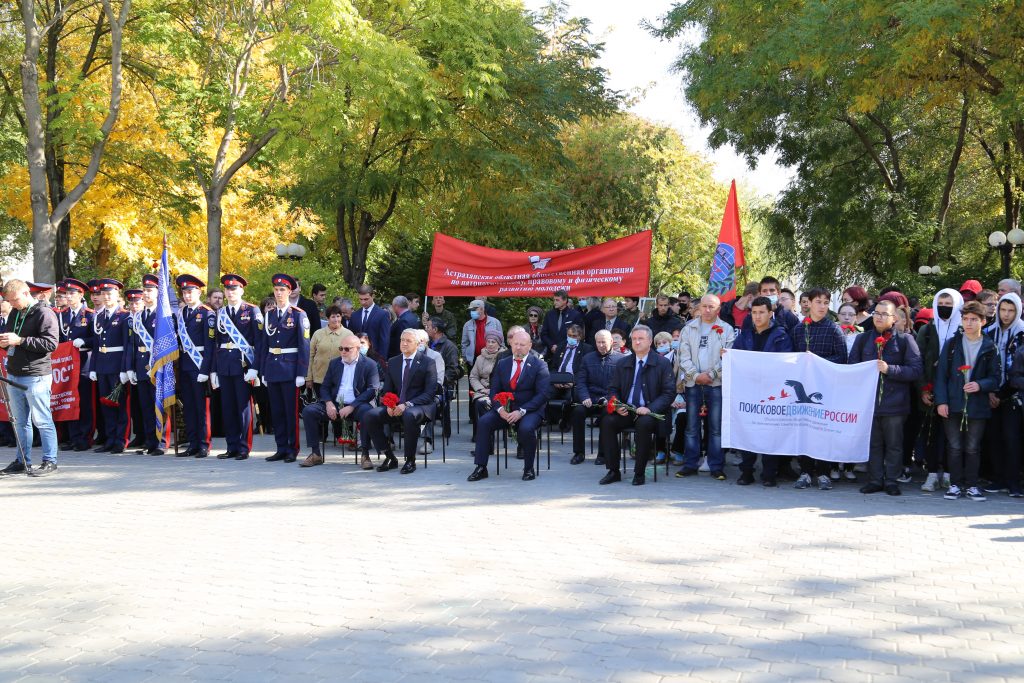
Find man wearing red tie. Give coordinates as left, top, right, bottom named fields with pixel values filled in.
left=468, top=329, right=551, bottom=482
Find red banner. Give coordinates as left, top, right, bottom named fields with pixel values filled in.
left=0, top=341, right=81, bottom=422
left=426, top=231, right=652, bottom=297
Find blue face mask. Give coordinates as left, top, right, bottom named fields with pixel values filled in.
left=670, top=340, right=680, bottom=350
left=359, top=346, right=368, bottom=356
left=767, top=294, right=779, bottom=306
left=657, top=344, right=671, bottom=354
left=566, top=337, right=579, bottom=347
left=469, top=310, right=480, bottom=320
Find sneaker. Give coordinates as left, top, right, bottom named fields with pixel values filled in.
left=853, top=463, right=867, bottom=473
left=655, top=452, right=666, bottom=464
left=844, top=469, right=857, bottom=481
left=817, top=475, right=833, bottom=490
left=1009, top=490, right=1023, bottom=498
left=675, top=467, right=698, bottom=478
left=0, top=460, right=26, bottom=476
left=965, top=487, right=987, bottom=501
left=28, top=461, right=57, bottom=477
left=921, top=472, right=939, bottom=492
left=670, top=452, right=684, bottom=465
left=710, top=470, right=727, bottom=481
left=418, top=441, right=433, bottom=455
left=983, top=483, right=1008, bottom=494
left=941, top=473, right=952, bottom=488
left=829, top=468, right=841, bottom=481
left=943, top=484, right=963, bottom=500
left=794, top=473, right=812, bottom=489
left=698, top=457, right=710, bottom=473
left=896, top=468, right=912, bottom=484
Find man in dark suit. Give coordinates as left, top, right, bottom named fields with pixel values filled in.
left=299, top=336, right=380, bottom=467
left=549, top=323, right=592, bottom=430
left=426, top=316, right=461, bottom=440
left=540, top=289, right=584, bottom=361
left=347, top=284, right=391, bottom=361
left=290, top=279, right=323, bottom=333
left=571, top=329, right=621, bottom=465
left=599, top=324, right=675, bottom=486
left=361, top=329, right=437, bottom=474
left=468, top=329, right=551, bottom=482
left=388, top=295, right=422, bottom=358
left=587, top=298, right=625, bottom=346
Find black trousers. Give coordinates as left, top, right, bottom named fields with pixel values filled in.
left=571, top=403, right=604, bottom=456
left=301, top=402, right=373, bottom=455
left=868, top=415, right=905, bottom=486
left=989, top=402, right=1022, bottom=490
left=739, top=451, right=779, bottom=480
left=363, top=404, right=435, bottom=460
left=600, top=412, right=658, bottom=472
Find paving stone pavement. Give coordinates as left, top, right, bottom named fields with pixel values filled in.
left=2, top=405, right=1024, bottom=683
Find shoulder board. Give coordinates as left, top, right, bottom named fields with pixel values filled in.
left=289, top=305, right=304, bottom=313
left=198, top=304, right=213, bottom=311
left=83, top=307, right=94, bottom=313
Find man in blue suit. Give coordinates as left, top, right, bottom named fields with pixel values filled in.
left=361, top=329, right=437, bottom=474
left=599, top=324, right=675, bottom=486
left=388, top=294, right=422, bottom=358
left=299, top=335, right=380, bottom=467
left=468, top=329, right=551, bottom=482
left=347, top=284, right=391, bottom=361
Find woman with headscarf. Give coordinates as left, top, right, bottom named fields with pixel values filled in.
left=916, top=287, right=963, bottom=491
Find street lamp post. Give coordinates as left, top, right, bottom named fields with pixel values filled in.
left=275, top=242, right=307, bottom=261
left=988, top=229, right=1024, bottom=279
left=917, top=265, right=942, bottom=277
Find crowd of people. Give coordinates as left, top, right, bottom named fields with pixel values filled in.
left=1, top=272, right=1022, bottom=502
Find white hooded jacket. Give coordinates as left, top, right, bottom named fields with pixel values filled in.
left=984, top=292, right=1024, bottom=385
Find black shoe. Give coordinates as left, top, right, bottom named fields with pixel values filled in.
left=73, top=443, right=91, bottom=452
left=217, top=451, right=235, bottom=460
left=859, top=483, right=884, bottom=494
left=467, top=465, right=488, bottom=482
left=235, top=453, right=249, bottom=460
left=376, top=454, right=398, bottom=472
left=885, top=484, right=902, bottom=496
left=632, top=472, right=646, bottom=486
left=400, top=459, right=416, bottom=474
left=180, top=448, right=197, bottom=457
left=58, top=441, right=72, bottom=450
left=599, top=470, right=621, bottom=485
left=762, top=478, right=777, bottom=488
left=148, top=448, right=165, bottom=456
left=0, top=460, right=26, bottom=476
left=265, top=452, right=287, bottom=462
left=110, top=445, right=124, bottom=454
left=594, top=455, right=606, bottom=466
left=710, top=470, right=727, bottom=481
left=570, top=453, right=585, bottom=465
left=522, top=469, right=536, bottom=481
left=28, top=461, right=57, bottom=477
left=283, top=455, right=297, bottom=463
left=126, top=438, right=145, bottom=448
left=736, top=472, right=755, bottom=486
left=777, top=467, right=800, bottom=481
left=675, top=467, right=698, bottom=478
left=195, top=450, right=208, bottom=459
left=93, top=444, right=111, bottom=453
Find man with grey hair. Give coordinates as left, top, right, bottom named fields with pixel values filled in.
left=571, top=329, right=621, bottom=464
left=998, top=279, right=1022, bottom=297
left=388, top=294, right=422, bottom=357
left=599, top=324, right=675, bottom=485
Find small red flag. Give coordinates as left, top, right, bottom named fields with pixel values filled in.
left=707, top=180, right=746, bottom=303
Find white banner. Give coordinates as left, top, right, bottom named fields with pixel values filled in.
left=722, top=350, right=878, bottom=462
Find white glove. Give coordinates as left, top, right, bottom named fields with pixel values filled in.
left=72, top=338, right=84, bottom=349
left=295, top=376, right=306, bottom=388
left=119, top=372, right=129, bottom=384
left=197, top=374, right=209, bottom=383
left=210, top=373, right=220, bottom=390
left=89, top=371, right=97, bottom=382
left=127, top=370, right=138, bottom=385
left=243, top=369, right=258, bottom=383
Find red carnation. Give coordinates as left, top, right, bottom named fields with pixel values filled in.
left=958, top=365, right=972, bottom=373
left=606, top=396, right=618, bottom=414
left=380, top=392, right=400, bottom=409
left=922, top=383, right=934, bottom=393
left=494, top=391, right=515, bottom=410
left=803, top=317, right=812, bottom=324
left=875, top=336, right=886, bottom=345
left=711, top=325, right=724, bottom=335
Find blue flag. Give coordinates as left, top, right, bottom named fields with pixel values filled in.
left=150, top=238, right=179, bottom=442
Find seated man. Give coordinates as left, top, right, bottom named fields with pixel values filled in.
left=361, top=329, right=437, bottom=474
left=571, top=329, right=621, bottom=465
left=299, top=336, right=380, bottom=468
left=598, top=324, right=675, bottom=486
left=468, top=329, right=551, bottom=482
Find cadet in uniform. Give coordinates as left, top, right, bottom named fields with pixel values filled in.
left=212, top=274, right=263, bottom=460
left=123, top=289, right=146, bottom=449
left=263, top=274, right=310, bottom=463
left=175, top=274, right=215, bottom=458
left=87, top=279, right=131, bottom=453
left=56, top=278, right=96, bottom=451
left=126, top=275, right=163, bottom=455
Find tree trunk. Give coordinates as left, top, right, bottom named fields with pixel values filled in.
left=206, top=190, right=223, bottom=287
left=45, top=10, right=72, bottom=281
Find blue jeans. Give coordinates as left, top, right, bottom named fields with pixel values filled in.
left=7, top=374, right=58, bottom=466
left=684, top=385, right=723, bottom=471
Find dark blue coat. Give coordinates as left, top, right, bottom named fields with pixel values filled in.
left=489, top=353, right=551, bottom=414
left=176, top=304, right=215, bottom=376
left=849, top=330, right=923, bottom=416
left=211, top=302, right=264, bottom=377
left=934, top=332, right=1000, bottom=418
left=126, top=310, right=158, bottom=375
left=549, top=341, right=593, bottom=374
left=607, top=352, right=675, bottom=416
left=742, top=305, right=800, bottom=334
left=87, top=308, right=130, bottom=375
left=381, top=351, right=437, bottom=406
left=540, top=306, right=584, bottom=351
left=388, top=309, right=422, bottom=358
left=261, top=306, right=310, bottom=383
left=348, top=304, right=391, bottom=363
left=319, top=356, right=380, bottom=410
left=575, top=350, right=621, bottom=403
left=732, top=320, right=793, bottom=353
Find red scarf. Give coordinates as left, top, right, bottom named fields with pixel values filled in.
left=474, top=318, right=487, bottom=357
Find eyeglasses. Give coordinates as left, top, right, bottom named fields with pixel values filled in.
left=340, top=346, right=360, bottom=351
left=528, top=313, right=538, bottom=317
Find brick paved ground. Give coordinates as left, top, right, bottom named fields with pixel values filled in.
left=2, top=397, right=1023, bottom=682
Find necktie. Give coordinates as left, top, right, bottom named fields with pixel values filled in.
left=362, top=308, right=369, bottom=326
left=399, top=358, right=412, bottom=401
left=558, top=311, right=564, bottom=330
left=510, top=358, right=523, bottom=389
left=630, top=359, right=645, bottom=406
left=606, top=319, right=613, bottom=330
left=559, top=348, right=574, bottom=372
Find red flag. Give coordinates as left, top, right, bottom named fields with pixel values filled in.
left=707, top=180, right=746, bottom=303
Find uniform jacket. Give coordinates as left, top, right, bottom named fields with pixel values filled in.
left=59, top=304, right=95, bottom=371
left=88, top=307, right=130, bottom=375
left=126, top=309, right=158, bottom=375
left=177, top=303, right=215, bottom=376
left=211, top=301, right=265, bottom=377
left=261, top=305, right=310, bottom=383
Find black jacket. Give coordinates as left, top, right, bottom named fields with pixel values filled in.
left=5, top=303, right=59, bottom=376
